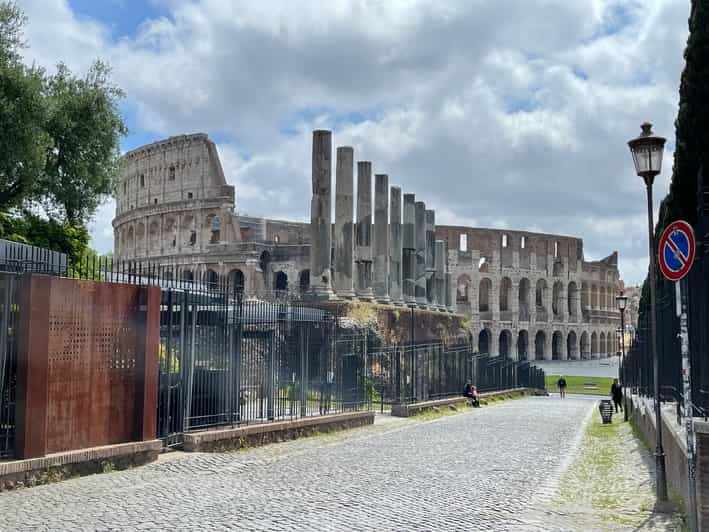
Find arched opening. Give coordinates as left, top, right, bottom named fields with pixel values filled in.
left=478, top=329, right=491, bottom=355
left=553, top=260, right=563, bottom=276
left=535, top=279, right=547, bottom=321
left=552, top=331, right=564, bottom=360
left=274, top=271, right=288, bottom=292
left=567, top=282, right=578, bottom=319
left=580, top=332, right=590, bottom=359
left=205, top=269, right=219, bottom=290
left=182, top=270, right=194, bottom=282
left=552, top=281, right=563, bottom=319
left=499, top=277, right=512, bottom=314
left=299, top=270, right=310, bottom=294
left=517, top=330, right=529, bottom=360
left=567, top=331, right=578, bottom=360
left=591, top=332, right=599, bottom=358
left=456, top=274, right=471, bottom=303
left=534, top=331, right=546, bottom=360
left=182, top=215, right=196, bottom=248
left=479, top=278, right=492, bottom=314
left=518, top=278, right=531, bottom=321
left=499, top=330, right=512, bottom=358
left=228, top=269, right=245, bottom=293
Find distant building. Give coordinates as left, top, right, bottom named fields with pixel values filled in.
left=113, top=132, right=621, bottom=360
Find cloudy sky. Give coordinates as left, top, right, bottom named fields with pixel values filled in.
left=18, top=0, right=690, bottom=285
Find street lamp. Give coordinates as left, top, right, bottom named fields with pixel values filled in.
left=616, top=292, right=628, bottom=421
left=628, top=122, right=668, bottom=501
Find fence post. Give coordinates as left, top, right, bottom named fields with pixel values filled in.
left=300, top=327, right=308, bottom=418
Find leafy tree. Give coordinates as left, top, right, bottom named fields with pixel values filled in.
left=42, top=61, right=127, bottom=225
left=0, top=1, right=126, bottom=259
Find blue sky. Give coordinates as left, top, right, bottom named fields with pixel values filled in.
left=18, top=0, right=691, bottom=285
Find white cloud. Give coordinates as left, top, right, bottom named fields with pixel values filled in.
left=16, top=0, right=690, bottom=283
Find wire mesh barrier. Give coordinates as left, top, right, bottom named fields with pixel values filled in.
left=0, top=247, right=545, bottom=454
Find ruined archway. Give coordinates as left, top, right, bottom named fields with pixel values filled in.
left=580, top=331, right=590, bottom=359
left=228, top=269, right=245, bottom=293
left=517, top=330, right=529, bottom=360
left=567, top=331, right=578, bottom=360
left=478, top=329, right=491, bottom=355
left=518, top=278, right=531, bottom=321
left=499, top=330, right=512, bottom=358
left=552, top=331, right=564, bottom=360
left=274, top=271, right=288, bottom=292
left=534, top=331, right=546, bottom=360
left=299, top=270, right=310, bottom=294
left=479, top=278, right=492, bottom=314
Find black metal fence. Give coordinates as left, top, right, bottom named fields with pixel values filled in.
left=0, top=246, right=546, bottom=455
left=622, top=175, right=709, bottom=419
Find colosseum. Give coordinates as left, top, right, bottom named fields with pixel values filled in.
left=113, top=132, right=621, bottom=361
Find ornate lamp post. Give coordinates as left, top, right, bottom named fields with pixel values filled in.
left=616, top=292, right=628, bottom=421
left=628, top=122, right=668, bottom=500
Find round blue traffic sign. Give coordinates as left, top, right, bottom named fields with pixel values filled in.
left=658, top=220, right=695, bottom=281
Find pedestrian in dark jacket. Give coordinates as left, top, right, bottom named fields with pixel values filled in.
left=611, top=378, right=623, bottom=413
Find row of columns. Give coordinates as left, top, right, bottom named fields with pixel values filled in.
left=309, top=130, right=453, bottom=310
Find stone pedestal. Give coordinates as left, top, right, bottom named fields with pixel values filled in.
left=355, top=161, right=374, bottom=301
left=414, top=201, right=427, bottom=307
left=402, top=193, right=416, bottom=304
left=373, top=174, right=390, bottom=303
left=334, top=146, right=355, bottom=298
left=309, top=130, right=336, bottom=300
left=389, top=186, right=403, bottom=304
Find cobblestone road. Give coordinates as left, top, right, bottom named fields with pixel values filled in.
left=0, top=397, right=596, bottom=531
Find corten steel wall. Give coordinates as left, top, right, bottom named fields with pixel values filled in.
left=14, top=275, right=159, bottom=459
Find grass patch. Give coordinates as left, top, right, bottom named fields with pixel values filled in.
left=545, top=375, right=614, bottom=396
left=414, top=403, right=471, bottom=421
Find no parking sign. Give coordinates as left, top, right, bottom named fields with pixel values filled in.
left=658, top=220, right=695, bottom=282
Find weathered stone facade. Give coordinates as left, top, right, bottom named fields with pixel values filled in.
left=113, top=132, right=621, bottom=360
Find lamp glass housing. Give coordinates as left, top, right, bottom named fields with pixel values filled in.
left=628, top=122, right=666, bottom=180
left=616, top=294, right=628, bottom=311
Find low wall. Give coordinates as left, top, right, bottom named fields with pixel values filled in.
left=183, top=411, right=374, bottom=452
left=0, top=440, right=162, bottom=491
left=630, top=396, right=689, bottom=510
left=391, top=388, right=537, bottom=417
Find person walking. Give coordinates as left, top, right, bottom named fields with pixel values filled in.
left=611, top=378, right=623, bottom=413
left=557, top=375, right=567, bottom=399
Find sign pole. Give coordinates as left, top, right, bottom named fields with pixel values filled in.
left=677, top=278, right=698, bottom=532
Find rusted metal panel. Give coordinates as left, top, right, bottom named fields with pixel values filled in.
left=15, top=274, right=51, bottom=459
left=14, top=275, right=159, bottom=458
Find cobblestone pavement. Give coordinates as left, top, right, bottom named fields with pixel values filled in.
left=1, top=397, right=599, bottom=531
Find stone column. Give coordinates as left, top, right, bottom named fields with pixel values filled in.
left=355, top=161, right=374, bottom=301
left=402, top=193, right=416, bottom=304
left=425, top=210, right=436, bottom=306
left=389, top=186, right=403, bottom=304
left=544, top=330, right=553, bottom=360
left=309, top=130, right=336, bottom=300
left=373, top=174, right=391, bottom=303
left=414, top=201, right=427, bottom=307
left=434, top=240, right=446, bottom=311
left=333, top=146, right=355, bottom=298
